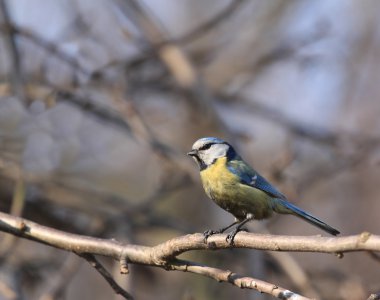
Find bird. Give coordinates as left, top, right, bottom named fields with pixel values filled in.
left=187, top=137, right=340, bottom=245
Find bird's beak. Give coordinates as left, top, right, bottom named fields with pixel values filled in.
left=187, top=150, right=197, bottom=157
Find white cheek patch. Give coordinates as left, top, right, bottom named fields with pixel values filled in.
left=200, top=151, right=216, bottom=166
left=201, top=144, right=229, bottom=166
left=212, top=144, right=229, bottom=158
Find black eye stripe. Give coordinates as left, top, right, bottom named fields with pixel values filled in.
left=198, top=141, right=229, bottom=151
left=199, top=143, right=214, bottom=151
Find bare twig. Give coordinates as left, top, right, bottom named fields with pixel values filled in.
left=78, top=253, right=134, bottom=300
left=171, top=259, right=308, bottom=300
left=0, top=177, right=25, bottom=257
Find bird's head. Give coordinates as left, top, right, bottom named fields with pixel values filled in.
left=187, top=137, right=236, bottom=170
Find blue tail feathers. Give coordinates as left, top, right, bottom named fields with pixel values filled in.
left=274, top=198, right=340, bottom=236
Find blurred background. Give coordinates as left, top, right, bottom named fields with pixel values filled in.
left=0, top=0, right=380, bottom=299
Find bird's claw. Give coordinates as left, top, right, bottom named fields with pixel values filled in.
left=226, top=231, right=237, bottom=246
left=203, top=229, right=220, bottom=243
left=226, top=228, right=248, bottom=246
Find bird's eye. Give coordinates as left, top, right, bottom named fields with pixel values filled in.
left=199, top=143, right=213, bottom=151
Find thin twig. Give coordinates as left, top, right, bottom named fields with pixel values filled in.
left=171, top=259, right=309, bottom=300
left=0, top=177, right=25, bottom=257
left=78, top=253, right=134, bottom=300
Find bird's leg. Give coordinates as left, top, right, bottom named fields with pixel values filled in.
left=203, top=219, right=239, bottom=243
left=226, top=214, right=254, bottom=246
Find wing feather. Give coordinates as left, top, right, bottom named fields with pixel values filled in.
left=227, top=159, right=286, bottom=199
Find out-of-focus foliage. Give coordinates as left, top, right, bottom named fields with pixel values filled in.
left=0, top=0, right=380, bottom=299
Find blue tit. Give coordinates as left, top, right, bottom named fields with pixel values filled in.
left=187, top=137, right=340, bottom=244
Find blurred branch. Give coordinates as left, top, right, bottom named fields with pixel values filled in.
left=56, top=88, right=195, bottom=179
left=248, top=21, right=328, bottom=80
left=56, top=90, right=133, bottom=134
left=106, top=89, right=184, bottom=162
left=298, top=136, right=380, bottom=191
left=0, top=279, right=16, bottom=300
left=38, top=255, right=82, bottom=300
left=1, top=213, right=380, bottom=299
left=269, top=249, right=320, bottom=298
left=48, top=88, right=179, bottom=164
left=218, top=96, right=340, bottom=145
left=219, top=94, right=380, bottom=194
left=0, top=0, right=25, bottom=100
left=117, top=0, right=198, bottom=87
left=178, top=0, right=247, bottom=44
left=115, top=0, right=232, bottom=139
left=0, top=23, right=91, bottom=77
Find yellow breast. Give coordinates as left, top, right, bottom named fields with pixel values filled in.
left=199, top=157, right=273, bottom=220
left=200, top=157, right=236, bottom=191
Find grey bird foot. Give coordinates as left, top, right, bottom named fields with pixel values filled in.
left=203, top=229, right=222, bottom=243
left=226, top=228, right=248, bottom=246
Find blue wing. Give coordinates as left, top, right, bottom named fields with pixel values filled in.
left=227, top=159, right=340, bottom=235
left=227, top=159, right=287, bottom=199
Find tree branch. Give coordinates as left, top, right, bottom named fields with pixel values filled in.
left=169, top=259, right=306, bottom=299
left=0, top=211, right=379, bottom=299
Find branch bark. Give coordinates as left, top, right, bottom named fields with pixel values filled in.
left=1, top=212, right=379, bottom=299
